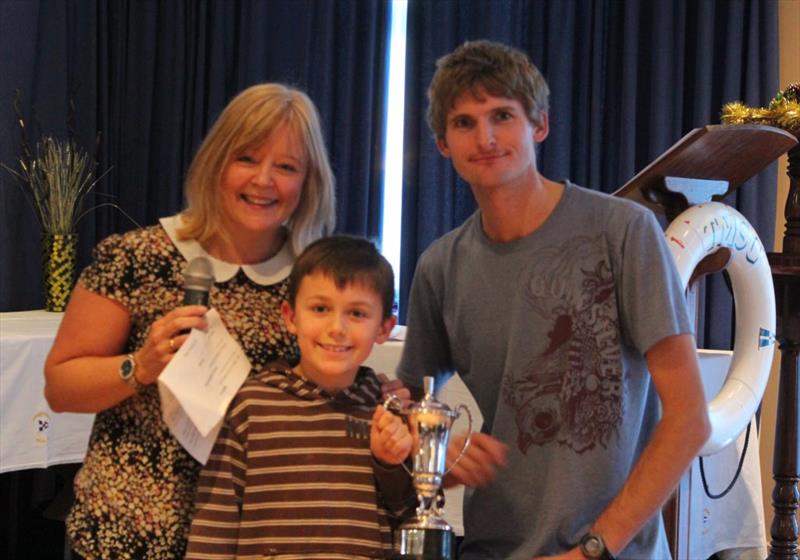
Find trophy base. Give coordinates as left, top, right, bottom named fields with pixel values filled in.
left=389, top=528, right=455, bottom=560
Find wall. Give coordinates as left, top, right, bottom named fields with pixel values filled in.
left=760, top=0, right=800, bottom=542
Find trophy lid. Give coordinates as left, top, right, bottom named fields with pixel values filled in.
left=408, top=376, right=459, bottom=418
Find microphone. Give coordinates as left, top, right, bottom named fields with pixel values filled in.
left=183, top=257, right=214, bottom=306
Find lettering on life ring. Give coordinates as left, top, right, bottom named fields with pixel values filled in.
left=665, top=202, right=775, bottom=456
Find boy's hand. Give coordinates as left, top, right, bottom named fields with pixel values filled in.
left=371, top=405, right=413, bottom=465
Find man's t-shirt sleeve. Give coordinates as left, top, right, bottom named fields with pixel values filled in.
left=397, top=252, right=456, bottom=390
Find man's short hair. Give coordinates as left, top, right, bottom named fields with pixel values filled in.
left=427, top=40, right=550, bottom=139
left=287, top=235, right=395, bottom=320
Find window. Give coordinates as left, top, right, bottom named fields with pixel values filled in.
left=380, top=0, right=408, bottom=314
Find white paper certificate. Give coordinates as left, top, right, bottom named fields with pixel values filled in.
left=158, top=309, right=251, bottom=464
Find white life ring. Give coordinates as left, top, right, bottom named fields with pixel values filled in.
left=665, top=202, right=775, bottom=456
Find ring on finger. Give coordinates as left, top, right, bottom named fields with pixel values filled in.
left=169, top=338, right=176, bottom=351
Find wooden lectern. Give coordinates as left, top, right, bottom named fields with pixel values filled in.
left=613, top=123, right=798, bottom=559
left=615, top=124, right=797, bottom=220
left=767, top=136, right=800, bottom=560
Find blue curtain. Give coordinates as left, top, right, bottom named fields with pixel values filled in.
left=0, top=0, right=389, bottom=312
left=0, top=1, right=783, bottom=557
left=398, top=0, right=779, bottom=352
left=0, top=2, right=389, bottom=556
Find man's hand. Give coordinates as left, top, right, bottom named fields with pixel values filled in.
left=376, top=373, right=412, bottom=403
left=371, top=405, right=413, bottom=465
left=443, top=432, right=508, bottom=488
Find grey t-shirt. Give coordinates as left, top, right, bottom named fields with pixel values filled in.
left=398, top=182, right=691, bottom=559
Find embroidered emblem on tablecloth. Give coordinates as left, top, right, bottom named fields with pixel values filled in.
left=33, top=411, right=50, bottom=445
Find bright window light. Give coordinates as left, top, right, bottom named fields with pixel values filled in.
left=381, top=0, right=407, bottom=314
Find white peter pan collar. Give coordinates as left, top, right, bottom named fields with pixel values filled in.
left=159, top=214, right=294, bottom=285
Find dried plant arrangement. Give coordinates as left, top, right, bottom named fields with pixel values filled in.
left=1, top=91, right=124, bottom=310
left=5, top=135, right=109, bottom=234
left=1, top=92, right=111, bottom=234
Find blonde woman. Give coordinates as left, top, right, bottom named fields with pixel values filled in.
left=45, top=83, right=336, bottom=559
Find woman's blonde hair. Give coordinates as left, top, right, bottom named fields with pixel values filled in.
left=178, top=83, right=336, bottom=256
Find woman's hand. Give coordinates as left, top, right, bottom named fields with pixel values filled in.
left=45, top=287, right=210, bottom=413
left=135, top=305, right=208, bottom=384
left=46, top=287, right=131, bottom=412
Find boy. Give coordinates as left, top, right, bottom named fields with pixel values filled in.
left=397, top=40, right=710, bottom=559
left=187, top=235, right=415, bottom=559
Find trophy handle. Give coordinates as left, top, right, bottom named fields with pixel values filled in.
left=383, top=393, right=405, bottom=414
left=382, top=394, right=414, bottom=477
left=443, top=404, right=473, bottom=476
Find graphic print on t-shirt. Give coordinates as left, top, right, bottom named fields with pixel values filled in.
left=502, top=236, right=622, bottom=454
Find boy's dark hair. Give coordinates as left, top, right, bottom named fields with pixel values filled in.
left=427, top=39, right=550, bottom=139
left=287, top=235, right=395, bottom=320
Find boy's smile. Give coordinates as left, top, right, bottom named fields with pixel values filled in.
left=281, top=271, right=395, bottom=393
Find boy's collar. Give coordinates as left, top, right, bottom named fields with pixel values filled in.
left=273, top=366, right=380, bottom=404
left=289, top=364, right=362, bottom=396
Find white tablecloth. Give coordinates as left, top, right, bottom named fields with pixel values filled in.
left=683, top=350, right=767, bottom=559
left=0, top=310, right=94, bottom=473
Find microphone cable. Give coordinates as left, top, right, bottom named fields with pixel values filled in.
left=698, top=420, right=751, bottom=500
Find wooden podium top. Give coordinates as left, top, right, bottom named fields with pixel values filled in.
left=613, top=124, right=797, bottom=214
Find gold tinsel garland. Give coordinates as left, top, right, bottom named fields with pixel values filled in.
left=721, top=82, right=800, bottom=134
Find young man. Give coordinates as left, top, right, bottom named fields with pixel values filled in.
left=397, top=40, right=710, bottom=559
left=186, top=235, right=416, bottom=560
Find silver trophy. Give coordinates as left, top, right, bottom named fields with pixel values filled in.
left=384, top=376, right=473, bottom=560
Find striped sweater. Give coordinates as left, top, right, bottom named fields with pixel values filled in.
left=186, top=366, right=415, bottom=559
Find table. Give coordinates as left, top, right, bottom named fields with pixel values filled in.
left=0, top=310, right=94, bottom=473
